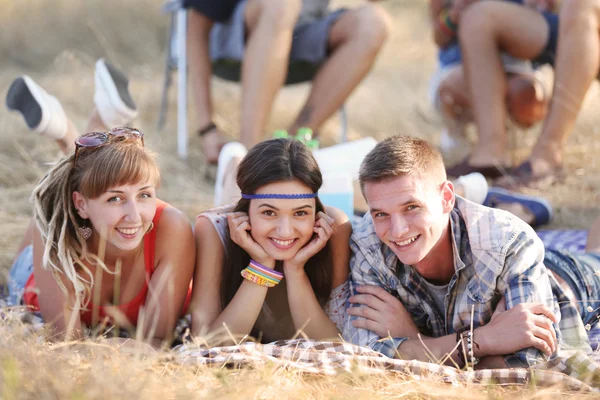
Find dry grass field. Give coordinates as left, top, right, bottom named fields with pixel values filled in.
left=2, top=0, right=600, bottom=398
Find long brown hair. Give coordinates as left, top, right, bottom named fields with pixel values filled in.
left=31, top=136, right=160, bottom=308
left=220, top=138, right=333, bottom=310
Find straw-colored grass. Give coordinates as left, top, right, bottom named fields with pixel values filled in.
left=1, top=0, right=600, bottom=398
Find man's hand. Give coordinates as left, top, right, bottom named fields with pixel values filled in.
left=348, top=285, right=419, bottom=339
left=477, top=299, right=558, bottom=357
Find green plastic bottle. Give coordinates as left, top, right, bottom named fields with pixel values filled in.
left=305, top=139, right=320, bottom=151
left=295, top=127, right=312, bottom=142
left=273, top=129, right=289, bottom=139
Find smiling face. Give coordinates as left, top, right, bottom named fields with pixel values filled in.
left=363, top=174, right=455, bottom=279
left=247, top=180, right=317, bottom=261
left=73, top=181, right=157, bottom=254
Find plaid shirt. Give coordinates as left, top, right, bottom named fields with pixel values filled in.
left=344, top=196, right=591, bottom=367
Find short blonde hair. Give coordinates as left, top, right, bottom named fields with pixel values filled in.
left=359, top=135, right=446, bottom=194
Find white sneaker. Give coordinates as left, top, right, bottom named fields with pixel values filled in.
left=94, top=58, right=137, bottom=128
left=214, top=142, right=248, bottom=207
left=455, top=172, right=489, bottom=205
left=6, top=76, right=68, bottom=139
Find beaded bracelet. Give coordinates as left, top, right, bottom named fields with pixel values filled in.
left=249, top=259, right=284, bottom=281
left=456, top=331, right=479, bottom=368
left=464, top=330, right=480, bottom=367
left=240, top=260, right=284, bottom=287
left=241, top=269, right=277, bottom=287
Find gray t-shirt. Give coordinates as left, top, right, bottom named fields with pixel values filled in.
left=421, top=279, right=449, bottom=317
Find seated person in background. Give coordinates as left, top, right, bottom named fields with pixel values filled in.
left=429, top=0, right=552, bottom=175
left=344, top=135, right=595, bottom=368
left=5, top=64, right=195, bottom=348
left=455, top=0, right=600, bottom=188
left=184, top=0, right=390, bottom=164
left=190, top=138, right=351, bottom=344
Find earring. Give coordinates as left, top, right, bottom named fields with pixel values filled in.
left=145, top=222, right=154, bottom=234
left=77, top=221, right=92, bottom=241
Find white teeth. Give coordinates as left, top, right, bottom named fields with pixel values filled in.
left=117, top=227, right=139, bottom=235
left=395, top=235, right=419, bottom=247
left=272, top=238, right=295, bottom=246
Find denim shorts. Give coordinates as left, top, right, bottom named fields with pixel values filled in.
left=7, top=245, right=34, bottom=307
left=544, top=249, right=600, bottom=348
left=210, top=0, right=345, bottom=65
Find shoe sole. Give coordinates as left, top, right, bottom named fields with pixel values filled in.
left=6, top=77, right=42, bottom=130
left=214, top=142, right=247, bottom=206
left=102, top=60, right=136, bottom=110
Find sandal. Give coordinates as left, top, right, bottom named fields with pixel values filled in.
left=494, top=160, right=564, bottom=190
left=484, top=187, right=553, bottom=227
left=446, top=158, right=511, bottom=180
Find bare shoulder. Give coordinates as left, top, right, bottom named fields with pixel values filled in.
left=154, top=206, right=195, bottom=263
left=156, top=205, right=194, bottom=237
left=324, top=206, right=351, bottom=227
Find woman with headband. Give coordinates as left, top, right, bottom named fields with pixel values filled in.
left=5, top=65, right=195, bottom=348
left=191, top=138, right=351, bottom=343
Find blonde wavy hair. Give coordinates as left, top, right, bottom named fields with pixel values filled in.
left=31, top=137, right=160, bottom=309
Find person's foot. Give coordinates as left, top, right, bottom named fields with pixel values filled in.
left=6, top=76, right=68, bottom=139
left=483, top=187, right=553, bottom=227
left=494, top=158, right=564, bottom=190
left=200, top=125, right=226, bottom=165
left=94, top=58, right=137, bottom=128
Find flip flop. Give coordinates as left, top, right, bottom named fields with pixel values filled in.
left=446, top=157, right=511, bottom=179
left=494, top=160, right=564, bottom=190
left=484, top=187, right=553, bottom=227
left=214, top=141, right=247, bottom=207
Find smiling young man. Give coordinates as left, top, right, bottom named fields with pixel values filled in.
left=343, top=135, right=591, bottom=368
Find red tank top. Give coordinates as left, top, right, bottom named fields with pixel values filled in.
left=23, top=200, right=192, bottom=326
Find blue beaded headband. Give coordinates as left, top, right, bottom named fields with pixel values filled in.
left=241, top=193, right=318, bottom=200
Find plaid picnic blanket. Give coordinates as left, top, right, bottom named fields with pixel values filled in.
left=173, top=339, right=600, bottom=392
left=3, top=300, right=600, bottom=392
left=537, top=229, right=588, bottom=254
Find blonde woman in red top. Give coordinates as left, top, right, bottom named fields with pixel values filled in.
left=5, top=64, right=195, bottom=348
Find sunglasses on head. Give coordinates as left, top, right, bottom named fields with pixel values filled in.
left=74, top=127, right=144, bottom=163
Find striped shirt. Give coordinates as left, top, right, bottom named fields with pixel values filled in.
left=344, top=196, right=591, bottom=367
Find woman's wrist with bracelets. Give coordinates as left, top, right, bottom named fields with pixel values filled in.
left=240, top=259, right=284, bottom=287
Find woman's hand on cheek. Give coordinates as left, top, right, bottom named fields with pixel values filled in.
left=227, top=212, right=275, bottom=268
left=284, top=212, right=335, bottom=275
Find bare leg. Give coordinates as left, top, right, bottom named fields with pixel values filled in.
left=239, top=0, right=302, bottom=148
left=493, top=203, right=535, bottom=225
left=458, top=1, right=549, bottom=167
left=187, top=10, right=224, bottom=163
left=288, top=5, right=389, bottom=134
left=54, top=120, right=79, bottom=155
left=439, top=67, right=548, bottom=128
left=528, top=0, right=600, bottom=176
